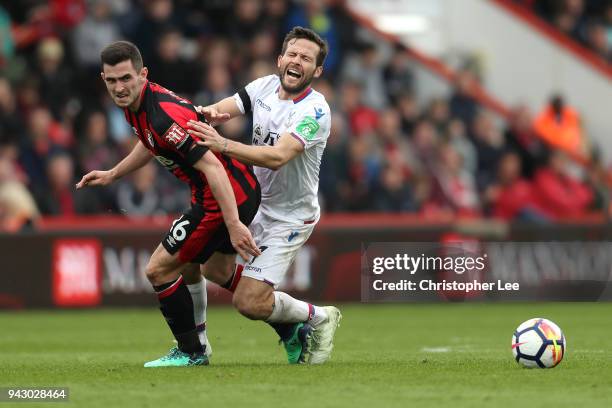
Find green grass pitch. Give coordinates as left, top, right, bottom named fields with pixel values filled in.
left=1, top=303, right=611, bottom=407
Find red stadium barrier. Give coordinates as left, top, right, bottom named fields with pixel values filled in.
left=36, top=213, right=455, bottom=231
left=36, top=213, right=607, bottom=231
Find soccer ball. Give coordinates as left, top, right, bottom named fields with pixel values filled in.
left=511, top=318, right=566, bottom=368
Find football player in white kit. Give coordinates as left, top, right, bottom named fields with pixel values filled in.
left=186, top=27, right=341, bottom=364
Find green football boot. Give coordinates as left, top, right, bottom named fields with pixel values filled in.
left=144, top=346, right=209, bottom=368
left=282, top=323, right=313, bottom=364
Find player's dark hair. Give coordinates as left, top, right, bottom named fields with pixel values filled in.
left=100, top=41, right=143, bottom=71
left=281, top=26, right=328, bottom=67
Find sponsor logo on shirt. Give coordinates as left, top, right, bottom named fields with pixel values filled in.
left=155, top=155, right=178, bottom=170
left=255, top=98, right=271, bottom=111
left=253, top=124, right=279, bottom=146
left=145, top=129, right=154, bottom=147
left=263, top=131, right=279, bottom=146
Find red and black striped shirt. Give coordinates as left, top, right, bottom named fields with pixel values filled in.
left=124, top=81, right=258, bottom=212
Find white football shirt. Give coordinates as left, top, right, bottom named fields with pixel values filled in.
left=233, top=74, right=331, bottom=223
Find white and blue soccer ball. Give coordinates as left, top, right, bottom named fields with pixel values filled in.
left=512, top=318, right=566, bottom=368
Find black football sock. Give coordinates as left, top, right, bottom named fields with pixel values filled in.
left=221, top=264, right=243, bottom=292
left=153, top=276, right=203, bottom=354
left=221, top=271, right=235, bottom=290
left=267, top=322, right=298, bottom=342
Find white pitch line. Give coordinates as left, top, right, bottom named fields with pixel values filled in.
left=421, top=347, right=451, bottom=353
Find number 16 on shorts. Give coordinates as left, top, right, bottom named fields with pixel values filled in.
left=165, top=215, right=194, bottom=250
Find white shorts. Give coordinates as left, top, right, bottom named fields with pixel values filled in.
left=238, top=211, right=316, bottom=288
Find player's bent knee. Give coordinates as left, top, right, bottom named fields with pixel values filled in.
left=231, top=294, right=257, bottom=320
left=144, top=263, right=161, bottom=284
left=232, top=277, right=274, bottom=320
left=232, top=292, right=272, bottom=320
left=145, top=261, right=173, bottom=285
left=146, top=244, right=183, bottom=285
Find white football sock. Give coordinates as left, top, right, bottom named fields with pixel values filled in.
left=187, top=278, right=207, bottom=344
left=267, top=291, right=328, bottom=327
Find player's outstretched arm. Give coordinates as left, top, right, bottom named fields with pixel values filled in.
left=76, top=141, right=151, bottom=189
left=195, top=97, right=242, bottom=126
left=187, top=121, right=303, bottom=170
left=192, top=150, right=261, bottom=260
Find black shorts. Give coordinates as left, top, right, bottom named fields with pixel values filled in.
left=162, top=187, right=260, bottom=264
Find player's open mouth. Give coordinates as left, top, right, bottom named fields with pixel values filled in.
left=286, top=68, right=302, bottom=79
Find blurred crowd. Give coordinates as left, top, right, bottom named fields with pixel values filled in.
left=515, top=0, right=612, bottom=61
left=0, top=0, right=609, bottom=232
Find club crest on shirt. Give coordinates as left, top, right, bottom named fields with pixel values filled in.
left=285, top=110, right=297, bottom=127
left=163, top=122, right=188, bottom=148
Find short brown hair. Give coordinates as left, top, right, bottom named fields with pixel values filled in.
left=100, top=41, right=143, bottom=71
left=281, top=26, right=328, bottom=67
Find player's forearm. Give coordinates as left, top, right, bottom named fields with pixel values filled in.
left=110, top=142, right=151, bottom=180
left=193, top=158, right=241, bottom=226
left=210, top=97, right=243, bottom=119
left=225, top=140, right=285, bottom=170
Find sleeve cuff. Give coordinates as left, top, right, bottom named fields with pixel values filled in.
left=234, top=88, right=251, bottom=114
left=182, top=139, right=208, bottom=166
left=290, top=132, right=306, bottom=147
left=233, top=94, right=246, bottom=114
